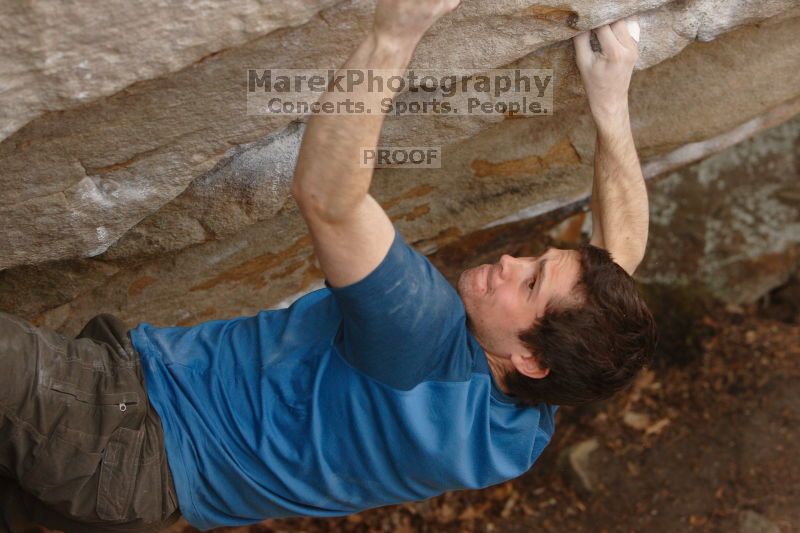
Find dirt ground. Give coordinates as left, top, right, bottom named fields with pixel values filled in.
left=158, top=272, right=799, bottom=533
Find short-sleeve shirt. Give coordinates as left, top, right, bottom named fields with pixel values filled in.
left=129, top=226, right=558, bottom=531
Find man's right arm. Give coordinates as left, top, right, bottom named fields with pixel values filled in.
left=575, top=20, right=648, bottom=275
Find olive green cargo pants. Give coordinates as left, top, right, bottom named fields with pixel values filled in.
left=0, top=312, right=181, bottom=532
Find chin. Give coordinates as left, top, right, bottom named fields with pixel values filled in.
left=457, top=275, right=476, bottom=314
left=456, top=270, right=468, bottom=296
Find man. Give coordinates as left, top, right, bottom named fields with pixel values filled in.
left=0, top=1, right=655, bottom=531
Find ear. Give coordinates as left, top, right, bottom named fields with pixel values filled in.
left=510, top=352, right=550, bottom=379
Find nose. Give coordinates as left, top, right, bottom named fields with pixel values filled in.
left=498, top=254, right=516, bottom=279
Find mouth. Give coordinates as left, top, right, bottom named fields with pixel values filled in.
left=483, top=263, right=494, bottom=293
left=466, top=263, right=494, bottom=295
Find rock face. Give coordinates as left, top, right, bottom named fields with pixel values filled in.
left=638, top=117, right=800, bottom=305
left=0, top=0, right=339, bottom=141
left=0, top=0, right=799, bottom=331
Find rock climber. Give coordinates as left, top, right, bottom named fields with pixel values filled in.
left=0, top=1, right=655, bottom=531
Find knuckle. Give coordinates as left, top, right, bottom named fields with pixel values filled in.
left=605, top=49, right=621, bottom=61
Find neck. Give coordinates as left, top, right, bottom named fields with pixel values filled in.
left=466, top=319, right=514, bottom=394
left=483, top=350, right=512, bottom=394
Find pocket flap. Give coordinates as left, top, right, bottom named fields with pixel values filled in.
left=50, top=380, right=139, bottom=406
left=96, top=426, right=145, bottom=521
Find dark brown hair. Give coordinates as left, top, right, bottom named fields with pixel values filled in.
left=504, top=244, right=657, bottom=406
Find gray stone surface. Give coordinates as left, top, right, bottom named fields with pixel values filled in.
left=638, top=116, right=800, bottom=304
left=0, top=0, right=338, bottom=141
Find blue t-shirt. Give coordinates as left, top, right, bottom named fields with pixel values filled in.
left=130, top=226, right=557, bottom=531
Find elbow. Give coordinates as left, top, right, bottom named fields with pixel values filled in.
left=607, top=237, right=647, bottom=276
left=624, top=254, right=645, bottom=276
left=291, top=178, right=323, bottom=215
left=614, top=254, right=643, bottom=277
left=291, top=182, right=325, bottom=219
left=626, top=247, right=647, bottom=276
left=291, top=179, right=357, bottom=224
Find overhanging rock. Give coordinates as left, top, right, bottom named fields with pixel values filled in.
left=0, top=1, right=799, bottom=331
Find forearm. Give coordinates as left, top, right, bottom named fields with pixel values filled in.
left=291, top=32, right=417, bottom=221
left=590, top=108, right=649, bottom=274
left=572, top=19, right=645, bottom=274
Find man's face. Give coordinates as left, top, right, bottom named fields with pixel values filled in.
left=456, top=247, right=583, bottom=360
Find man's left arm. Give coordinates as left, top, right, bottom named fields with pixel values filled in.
left=575, top=20, right=648, bottom=275
left=291, top=0, right=460, bottom=288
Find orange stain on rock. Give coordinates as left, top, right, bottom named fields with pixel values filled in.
left=300, top=262, right=324, bottom=290
left=128, top=275, right=158, bottom=297
left=380, top=184, right=436, bottom=211
left=470, top=138, right=580, bottom=178
left=269, top=259, right=305, bottom=280
left=522, top=5, right=579, bottom=26
left=189, top=235, right=311, bottom=292
left=395, top=204, right=430, bottom=222
left=413, top=226, right=463, bottom=253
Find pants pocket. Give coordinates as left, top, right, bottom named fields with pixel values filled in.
left=49, top=379, right=140, bottom=411
left=22, top=425, right=105, bottom=518
left=96, top=426, right=145, bottom=521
